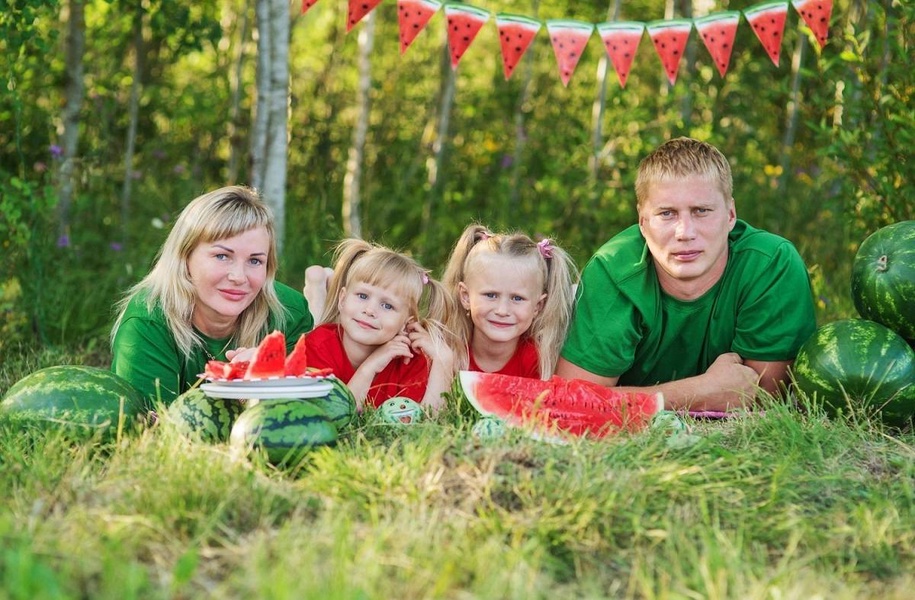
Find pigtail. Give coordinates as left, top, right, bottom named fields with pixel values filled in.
left=416, top=276, right=459, bottom=379
left=442, top=224, right=493, bottom=371
left=319, top=238, right=373, bottom=325
left=529, top=240, right=579, bottom=379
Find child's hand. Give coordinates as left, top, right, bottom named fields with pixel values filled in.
left=362, top=332, right=414, bottom=374
left=406, top=321, right=454, bottom=366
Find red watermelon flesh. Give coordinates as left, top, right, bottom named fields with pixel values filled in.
left=647, top=20, right=692, bottom=85
left=744, top=1, right=788, bottom=66
left=204, top=360, right=250, bottom=381
left=597, top=21, right=645, bottom=88
left=398, top=0, right=440, bottom=55
left=302, top=0, right=319, bottom=15
left=496, top=13, right=541, bottom=80
left=284, top=334, right=309, bottom=377
left=695, top=11, right=740, bottom=78
left=245, top=331, right=287, bottom=379
left=460, top=371, right=664, bottom=439
left=792, top=0, right=833, bottom=48
left=546, top=20, right=594, bottom=87
left=346, top=0, right=384, bottom=33
left=444, top=4, right=489, bottom=70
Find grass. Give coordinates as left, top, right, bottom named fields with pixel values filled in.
left=1, top=346, right=914, bottom=599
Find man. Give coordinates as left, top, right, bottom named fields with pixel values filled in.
left=556, top=138, right=816, bottom=412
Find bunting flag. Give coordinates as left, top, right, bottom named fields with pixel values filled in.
left=311, top=0, right=834, bottom=87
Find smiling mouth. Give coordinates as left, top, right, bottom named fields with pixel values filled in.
left=220, top=289, right=248, bottom=299
left=354, top=319, right=377, bottom=330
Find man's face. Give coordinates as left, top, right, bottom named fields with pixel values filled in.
left=638, top=175, right=736, bottom=300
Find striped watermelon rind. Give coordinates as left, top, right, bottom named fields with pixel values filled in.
left=303, top=376, right=356, bottom=429
left=230, top=398, right=338, bottom=465
left=791, top=319, right=915, bottom=427
left=162, top=388, right=244, bottom=443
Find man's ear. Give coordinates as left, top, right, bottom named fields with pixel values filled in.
left=458, top=282, right=471, bottom=311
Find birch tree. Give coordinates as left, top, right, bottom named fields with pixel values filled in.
left=58, top=0, right=85, bottom=242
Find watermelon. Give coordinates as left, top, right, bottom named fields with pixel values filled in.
left=376, top=396, right=423, bottom=424
left=743, top=1, right=789, bottom=67
left=244, top=330, right=286, bottom=379
left=444, top=3, right=489, bottom=70
left=471, top=416, right=506, bottom=440
left=646, top=19, right=692, bottom=85
left=205, top=360, right=249, bottom=381
left=495, top=13, right=541, bottom=81
left=596, top=21, right=645, bottom=88
left=0, top=365, right=146, bottom=436
left=546, top=19, right=594, bottom=87
left=459, top=371, right=664, bottom=439
left=792, top=0, right=833, bottom=48
left=397, top=0, right=440, bottom=55
left=694, top=11, right=740, bottom=78
left=791, top=319, right=915, bottom=428
left=346, top=0, right=384, bottom=33
left=851, top=221, right=915, bottom=345
left=305, top=376, right=356, bottom=428
left=301, top=0, right=319, bottom=15
left=230, top=398, right=338, bottom=465
left=162, top=387, right=244, bottom=443
left=284, top=333, right=309, bottom=377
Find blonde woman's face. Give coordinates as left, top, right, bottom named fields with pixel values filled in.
left=187, top=226, right=270, bottom=337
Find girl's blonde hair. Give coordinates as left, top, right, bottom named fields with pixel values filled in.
left=442, top=224, right=578, bottom=379
left=110, top=185, right=284, bottom=356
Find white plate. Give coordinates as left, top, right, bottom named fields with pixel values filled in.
left=201, top=381, right=334, bottom=400
left=198, top=374, right=333, bottom=388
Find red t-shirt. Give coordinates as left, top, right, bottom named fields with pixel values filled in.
left=468, top=337, right=540, bottom=379
left=305, top=323, right=430, bottom=407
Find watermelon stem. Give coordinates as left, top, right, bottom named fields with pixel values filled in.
left=877, top=255, right=888, bottom=272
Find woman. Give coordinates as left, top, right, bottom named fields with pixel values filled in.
left=110, top=186, right=313, bottom=407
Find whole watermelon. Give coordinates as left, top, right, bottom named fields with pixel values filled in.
left=230, top=399, right=338, bottom=465
left=161, top=388, right=244, bottom=443
left=0, top=365, right=146, bottom=437
left=791, top=319, right=915, bottom=427
left=307, top=377, right=356, bottom=429
left=851, top=221, right=915, bottom=344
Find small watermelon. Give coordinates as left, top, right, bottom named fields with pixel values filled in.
left=304, top=376, right=356, bottom=429
left=495, top=13, right=541, bottom=80
left=471, top=416, right=506, bottom=440
left=851, top=221, right=915, bottom=345
left=301, top=0, right=319, bottom=15
left=444, top=3, right=489, bottom=69
left=646, top=19, right=692, bottom=85
left=162, top=388, right=244, bottom=443
left=791, top=319, right=915, bottom=428
left=397, top=0, right=440, bottom=55
left=376, top=396, right=423, bottom=425
left=743, top=1, right=789, bottom=66
left=0, top=365, right=146, bottom=436
left=459, top=371, right=664, bottom=439
left=230, top=398, right=338, bottom=465
left=596, top=21, right=645, bottom=88
left=546, top=19, right=594, bottom=87
left=284, top=333, right=309, bottom=377
left=792, top=0, right=833, bottom=48
left=694, top=11, right=740, bottom=78
left=244, top=330, right=286, bottom=379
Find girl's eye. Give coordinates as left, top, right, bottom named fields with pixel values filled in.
left=357, top=292, right=368, bottom=300
left=484, top=292, right=497, bottom=299
left=382, top=302, right=394, bottom=311
left=512, top=295, right=525, bottom=302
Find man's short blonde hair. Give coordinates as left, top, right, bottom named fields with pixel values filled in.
left=635, top=137, right=733, bottom=209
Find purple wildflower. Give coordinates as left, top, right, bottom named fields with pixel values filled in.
left=57, top=235, right=70, bottom=248
left=110, top=242, right=124, bottom=252
left=50, top=145, right=63, bottom=158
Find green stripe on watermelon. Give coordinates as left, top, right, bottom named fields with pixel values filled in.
left=444, top=3, right=490, bottom=70
left=398, top=0, right=441, bottom=55
left=694, top=11, right=740, bottom=78
left=743, top=1, right=789, bottom=67
left=495, top=13, right=541, bottom=80
left=162, top=388, right=244, bottom=443
left=792, top=0, right=833, bottom=48
left=646, top=19, right=693, bottom=85
left=301, top=376, right=356, bottom=429
left=346, top=0, right=384, bottom=33
left=546, top=19, right=594, bottom=87
left=596, top=21, right=645, bottom=88
left=230, top=398, right=338, bottom=465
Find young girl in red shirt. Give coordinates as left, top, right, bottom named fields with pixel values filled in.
left=442, top=224, right=578, bottom=380
left=305, top=239, right=455, bottom=413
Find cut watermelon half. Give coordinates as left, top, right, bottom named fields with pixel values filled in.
left=596, top=21, right=645, bottom=88
left=459, top=371, right=664, bottom=439
left=302, top=0, right=319, bottom=15
left=495, top=13, right=541, bottom=80
left=284, top=333, right=309, bottom=377
left=694, top=11, right=741, bottom=78
left=346, top=0, right=384, bottom=33
left=792, top=0, right=833, bottom=48
left=647, top=19, right=692, bottom=86
left=743, top=1, right=789, bottom=66
left=444, top=3, right=489, bottom=70
left=398, top=0, right=441, bottom=55
left=546, top=19, right=594, bottom=87
left=244, top=331, right=287, bottom=380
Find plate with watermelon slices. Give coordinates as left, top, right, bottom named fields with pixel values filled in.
left=200, top=379, right=334, bottom=400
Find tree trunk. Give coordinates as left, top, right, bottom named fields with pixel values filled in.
left=58, top=0, right=86, bottom=243
left=421, top=44, right=456, bottom=256
left=678, top=0, right=694, bottom=126
left=589, top=0, right=620, bottom=189
left=250, top=0, right=269, bottom=191
left=508, top=0, right=541, bottom=218
left=227, top=0, right=251, bottom=184
left=342, top=12, right=375, bottom=239
left=777, top=33, right=807, bottom=201
left=121, top=0, right=144, bottom=249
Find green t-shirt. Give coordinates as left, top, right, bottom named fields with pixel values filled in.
left=561, top=220, right=816, bottom=386
left=111, top=282, right=313, bottom=408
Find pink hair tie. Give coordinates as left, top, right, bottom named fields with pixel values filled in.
left=537, top=238, right=554, bottom=259
left=421, top=272, right=430, bottom=285
left=478, top=232, right=491, bottom=241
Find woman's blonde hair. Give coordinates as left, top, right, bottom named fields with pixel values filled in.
left=110, top=185, right=284, bottom=356
left=441, top=224, right=578, bottom=379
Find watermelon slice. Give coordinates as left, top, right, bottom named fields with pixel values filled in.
left=302, top=0, right=319, bottom=15
left=495, top=13, right=541, bottom=81
left=204, top=360, right=250, bottom=381
left=459, top=371, right=664, bottom=439
left=346, top=0, right=384, bottom=33
left=792, top=0, right=833, bottom=48
left=444, top=3, right=489, bottom=70
left=244, top=331, right=287, bottom=380
left=284, top=334, right=309, bottom=377
left=694, top=11, right=740, bottom=78
left=398, top=0, right=441, bottom=55
left=743, top=1, right=789, bottom=66
left=546, top=19, right=594, bottom=87
left=647, top=19, right=692, bottom=85
left=596, top=21, right=645, bottom=88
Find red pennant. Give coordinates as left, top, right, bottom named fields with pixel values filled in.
left=495, top=14, right=541, bottom=80
left=398, top=0, right=441, bottom=55
left=444, top=4, right=489, bottom=70
left=302, top=0, right=319, bottom=15
left=695, top=11, right=740, bottom=78
left=743, top=1, right=789, bottom=67
left=792, top=0, right=833, bottom=48
left=597, top=21, right=644, bottom=88
left=647, top=19, right=692, bottom=85
left=546, top=19, right=594, bottom=87
left=346, top=0, right=384, bottom=33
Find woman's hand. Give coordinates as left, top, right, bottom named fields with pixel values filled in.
left=225, top=347, right=253, bottom=362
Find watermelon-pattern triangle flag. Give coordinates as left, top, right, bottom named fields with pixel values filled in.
left=546, top=19, right=594, bottom=87
left=398, top=0, right=441, bottom=55
left=347, top=0, right=385, bottom=33
left=792, top=0, right=833, bottom=48
left=743, top=1, right=789, bottom=66
left=444, top=3, right=490, bottom=70
left=302, top=0, right=319, bottom=15
left=694, top=11, right=741, bottom=78
left=495, top=13, right=541, bottom=80
left=596, top=21, right=644, bottom=88
left=647, top=19, right=692, bottom=85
